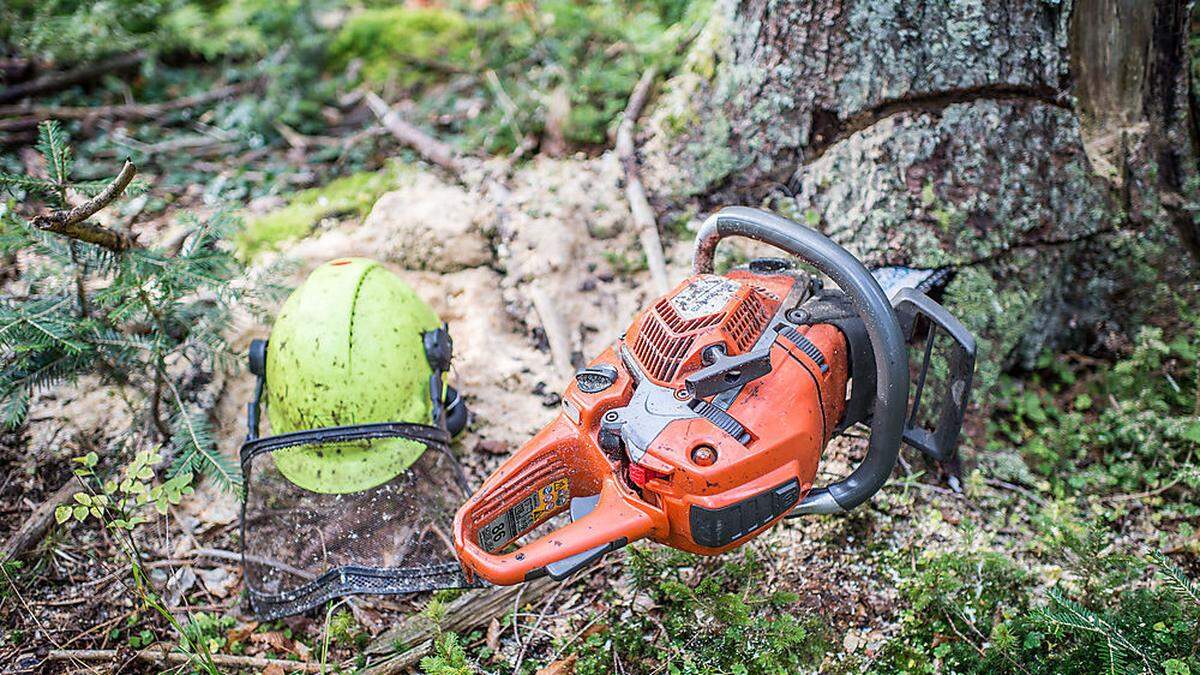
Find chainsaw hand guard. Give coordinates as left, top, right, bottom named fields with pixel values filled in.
left=891, top=287, right=977, bottom=463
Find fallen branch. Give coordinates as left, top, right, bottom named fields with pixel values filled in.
left=0, top=81, right=256, bottom=133
left=361, top=640, right=432, bottom=675
left=364, top=91, right=464, bottom=176
left=362, top=575, right=558, bottom=673
left=30, top=159, right=139, bottom=252
left=529, top=284, right=576, bottom=381
left=616, top=67, right=669, bottom=295
left=43, top=648, right=324, bottom=672
left=0, top=51, right=146, bottom=105
left=0, top=479, right=78, bottom=562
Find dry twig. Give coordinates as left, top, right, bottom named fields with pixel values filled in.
left=43, top=648, right=325, bottom=672
left=0, top=81, right=257, bottom=133
left=529, top=284, right=575, bottom=381
left=0, top=52, right=146, bottom=105
left=364, top=91, right=464, bottom=176
left=30, top=159, right=139, bottom=251
left=1, top=479, right=79, bottom=562
left=616, top=67, right=669, bottom=294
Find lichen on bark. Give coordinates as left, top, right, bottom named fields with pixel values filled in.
left=641, top=0, right=1195, bottom=396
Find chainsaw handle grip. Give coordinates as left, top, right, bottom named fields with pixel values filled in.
left=454, top=477, right=656, bottom=586
left=693, top=206, right=910, bottom=514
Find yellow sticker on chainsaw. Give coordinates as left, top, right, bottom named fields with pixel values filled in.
left=477, top=478, right=570, bottom=552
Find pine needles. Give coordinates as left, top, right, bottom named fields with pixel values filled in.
left=1, top=121, right=264, bottom=492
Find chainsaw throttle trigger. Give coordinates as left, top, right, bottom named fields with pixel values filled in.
left=543, top=495, right=622, bottom=579
left=890, top=287, right=976, bottom=463
left=684, top=347, right=772, bottom=399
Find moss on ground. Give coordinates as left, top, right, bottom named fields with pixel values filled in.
left=330, top=7, right=476, bottom=88
left=237, top=161, right=409, bottom=258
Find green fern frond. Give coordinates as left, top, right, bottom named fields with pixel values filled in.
left=1152, top=551, right=1200, bottom=608
left=0, top=299, right=88, bottom=354
left=1035, top=590, right=1152, bottom=675
left=0, top=350, right=92, bottom=427
left=35, top=121, right=73, bottom=195
left=167, top=406, right=240, bottom=493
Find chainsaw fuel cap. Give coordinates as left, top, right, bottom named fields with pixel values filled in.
left=575, top=364, right=618, bottom=393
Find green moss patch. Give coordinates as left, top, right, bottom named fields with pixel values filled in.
left=329, top=7, right=475, bottom=88
left=237, top=162, right=408, bottom=259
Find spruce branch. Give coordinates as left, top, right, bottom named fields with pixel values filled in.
left=1152, top=551, right=1200, bottom=608
left=30, top=159, right=139, bottom=252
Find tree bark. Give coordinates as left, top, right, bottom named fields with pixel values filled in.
left=642, top=0, right=1198, bottom=392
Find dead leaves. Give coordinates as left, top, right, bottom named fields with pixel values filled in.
left=249, top=630, right=312, bottom=662
left=536, top=654, right=577, bottom=675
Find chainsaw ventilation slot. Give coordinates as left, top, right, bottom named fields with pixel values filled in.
left=240, top=425, right=473, bottom=619
left=723, top=291, right=771, bottom=352
left=631, top=287, right=774, bottom=383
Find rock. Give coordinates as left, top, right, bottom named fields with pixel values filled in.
left=360, top=174, right=493, bottom=272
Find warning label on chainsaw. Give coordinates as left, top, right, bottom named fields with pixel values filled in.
left=477, top=478, right=570, bottom=552
left=670, top=276, right=741, bottom=319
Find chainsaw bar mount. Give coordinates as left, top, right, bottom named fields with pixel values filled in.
left=452, top=207, right=977, bottom=586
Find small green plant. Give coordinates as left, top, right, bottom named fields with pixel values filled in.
left=421, top=632, right=473, bottom=675
left=54, top=448, right=194, bottom=531
left=572, top=546, right=829, bottom=674
left=419, top=597, right=472, bottom=675
left=875, top=540, right=1200, bottom=674
left=989, top=325, right=1199, bottom=497
left=181, top=612, right=237, bottom=655
left=602, top=249, right=649, bottom=277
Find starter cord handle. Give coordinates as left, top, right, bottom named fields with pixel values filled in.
left=693, top=207, right=910, bottom=514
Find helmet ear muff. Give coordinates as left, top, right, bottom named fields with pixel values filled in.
left=423, top=324, right=469, bottom=436
left=444, top=386, right=468, bottom=436
left=246, top=338, right=269, bottom=441
left=422, top=324, right=454, bottom=373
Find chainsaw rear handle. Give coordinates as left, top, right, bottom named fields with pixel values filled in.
left=455, top=475, right=657, bottom=585
left=693, top=206, right=910, bottom=514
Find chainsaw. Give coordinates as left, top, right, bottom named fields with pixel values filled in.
left=450, top=206, right=976, bottom=585
left=238, top=206, right=975, bottom=617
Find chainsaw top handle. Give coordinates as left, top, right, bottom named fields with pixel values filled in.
left=693, top=206, right=910, bottom=514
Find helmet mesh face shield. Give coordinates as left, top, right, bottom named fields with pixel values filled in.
left=240, top=424, right=474, bottom=619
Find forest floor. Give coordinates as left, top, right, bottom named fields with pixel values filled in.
left=2, top=4, right=1199, bottom=673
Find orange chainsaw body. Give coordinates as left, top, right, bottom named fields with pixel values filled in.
left=454, top=268, right=850, bottom=585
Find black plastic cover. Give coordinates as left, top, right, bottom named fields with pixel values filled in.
left=689, top=479, right=800, bottom=548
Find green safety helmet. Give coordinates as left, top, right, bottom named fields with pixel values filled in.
left=245, top=257, right=467, bottom=494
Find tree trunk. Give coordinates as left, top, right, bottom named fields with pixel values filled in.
left=643, top=0, right=1198, bottom=392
